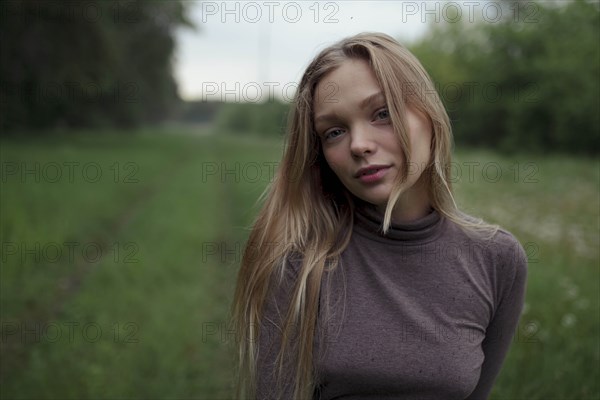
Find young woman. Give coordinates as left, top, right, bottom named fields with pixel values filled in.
left=231, top=32, right=528, bottom=400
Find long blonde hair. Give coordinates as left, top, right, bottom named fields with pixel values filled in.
left=230, top=32, right=496, bottom=399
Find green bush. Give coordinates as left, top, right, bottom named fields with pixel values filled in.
left=214, top=100, right=290, bottom=137
left=410, top=0, right=599, bottom=154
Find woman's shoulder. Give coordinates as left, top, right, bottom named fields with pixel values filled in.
left=444, top=211, right=528, bottom=270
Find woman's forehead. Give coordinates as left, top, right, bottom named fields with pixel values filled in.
left=313, top=60, right=382, bottom=108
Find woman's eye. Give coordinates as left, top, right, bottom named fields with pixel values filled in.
left=324, top=128, right=344, bottom=140
left=375, top=108, right=390, bottom=120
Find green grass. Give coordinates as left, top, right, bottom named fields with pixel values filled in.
left=1, top=128, right=598, bottom=399
left=452, top=149, right=600, bottom=399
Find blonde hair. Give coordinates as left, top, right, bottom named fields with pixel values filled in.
left=230, top=32, right=497, bottom=399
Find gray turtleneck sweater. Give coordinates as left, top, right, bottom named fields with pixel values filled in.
left=257, top=204, right=528, bottom=399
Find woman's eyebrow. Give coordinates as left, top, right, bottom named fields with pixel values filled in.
left=314, top=113, right=339, bottom=125
left=359, top=92, right=385, bottom=109
left=315, top=92, right=385, bottom=124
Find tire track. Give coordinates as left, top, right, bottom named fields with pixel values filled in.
left=0, top=147, right=198, bottom=384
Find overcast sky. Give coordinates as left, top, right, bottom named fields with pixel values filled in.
left=173, top=1, right=442, bottom=102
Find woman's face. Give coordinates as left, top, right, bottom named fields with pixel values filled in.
left=313, top=58, right=433, bottom=221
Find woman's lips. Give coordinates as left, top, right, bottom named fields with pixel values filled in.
left=357, top=166, right=390, bottom=183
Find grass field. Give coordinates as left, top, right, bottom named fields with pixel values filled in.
left=1, top=127, right=598, bottom=399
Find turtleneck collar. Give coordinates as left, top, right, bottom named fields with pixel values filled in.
left=352, top=199, right=444, bottom=244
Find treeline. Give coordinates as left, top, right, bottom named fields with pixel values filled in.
left=202, top=1, right=598, bottom=154
left=0, top=0, right=194, bottom=131
left=409, top=0, right=599, bottom=154
left=180, top=100, right=290, bottom=137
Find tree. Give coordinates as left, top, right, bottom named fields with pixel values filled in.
left=410, top=0, right=599, bottom=154
left=0, top=0, right=196, bottom=131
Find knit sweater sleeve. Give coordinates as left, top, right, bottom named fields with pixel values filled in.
left=256, top=256, right=301, bottom=399
left=465, top=232, right=529, bottom=400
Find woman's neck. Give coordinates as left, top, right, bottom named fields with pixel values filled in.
left=379, top=180, right=432, bottom=224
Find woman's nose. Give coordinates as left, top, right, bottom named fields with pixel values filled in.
left=350, top=125, right=377, bottom=157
